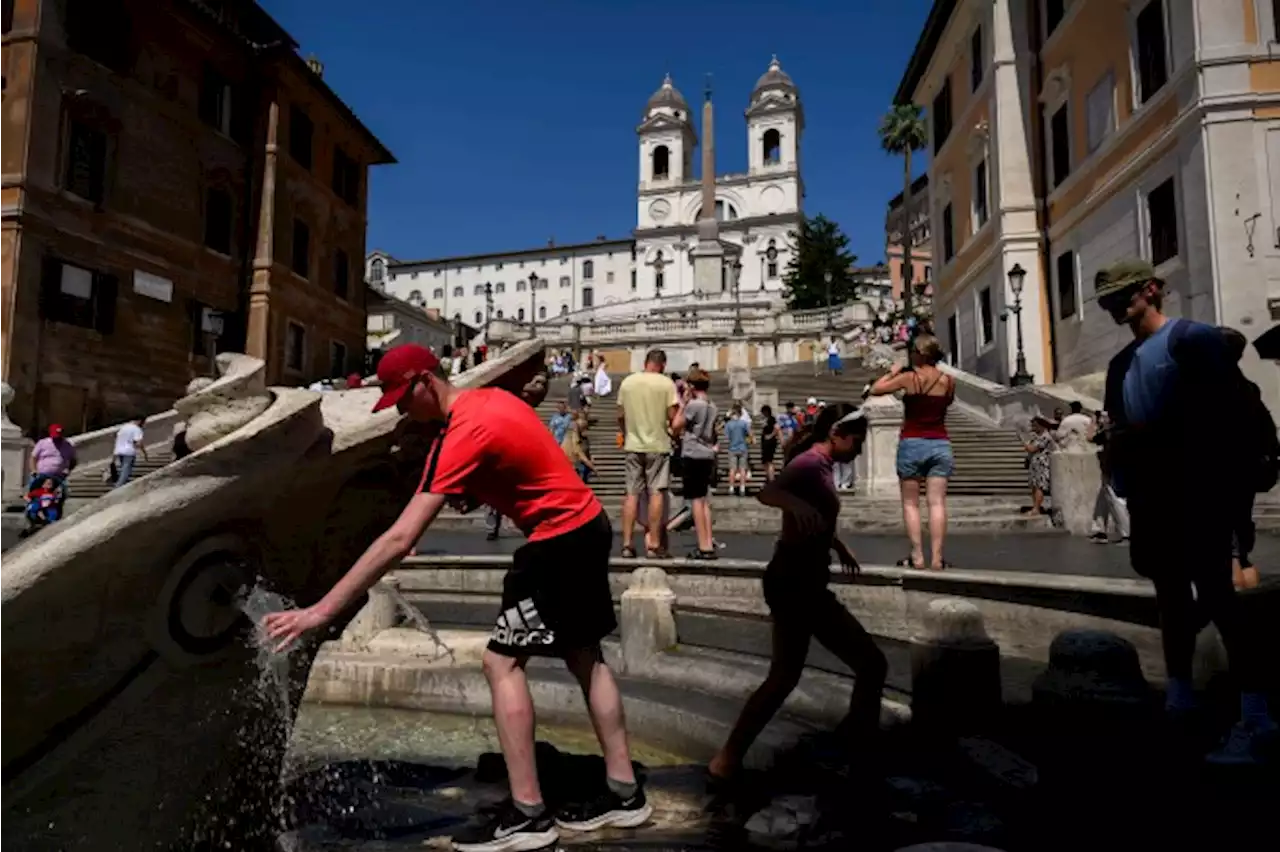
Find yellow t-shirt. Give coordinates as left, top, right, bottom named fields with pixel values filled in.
left=617, top=371, right=678, bottom=454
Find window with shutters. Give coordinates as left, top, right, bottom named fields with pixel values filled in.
left=1134, top=0, right=1169, bottom=104
left=40, top=258, right=118, bottom=333
left=64, top=120, right=107, bottom=204
left=970, top=25, right=984, bottom=91
left=291, top=219, right=310, bottom=278
left=65, top=0, right=131, bottom=73
left=289, top=106, right=314, bottom=170
left=285, top=322, right=306, bottom=372
left=941, top=204, right=955, bottom=262
left=329, top=341, right=347, bottom=378
left=331, top=147, right=360, bottom=205
left=1147, top=177, right=1179, bottom=265
left=1049, top=103, right=1071, bottom=187
left=582, top=286, right=594, bottom=308
left=204, top=187, right=233, bottom=255
left=1056, top=250, right=1078, bottom=319
left=333, top=249, right=350, bottom=300
left=199, top=65, right=234, bottom=136
left=932, top=79, right=953, bottom=154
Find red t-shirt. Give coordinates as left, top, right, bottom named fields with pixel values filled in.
left=419, top=387, right=601, bottom=541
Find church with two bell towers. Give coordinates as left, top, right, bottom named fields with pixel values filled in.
left=367, top=58, right=805, bottom=329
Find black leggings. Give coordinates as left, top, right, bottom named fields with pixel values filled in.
left=1131, top=500, right=1262, bottom=691
left=717, top=553, right=887, bottom=766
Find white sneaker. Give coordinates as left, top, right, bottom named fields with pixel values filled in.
left=1206, top=720, right=1278, bottom=766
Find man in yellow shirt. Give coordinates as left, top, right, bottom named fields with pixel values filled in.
left=616, top=349, right=684, bottom=556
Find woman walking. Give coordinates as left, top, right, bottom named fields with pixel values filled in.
left=707, top=403, right=888, bottom=783
left=1022, top=416, right=1056, bottom=516
left=759, top=404, right=779, bottom=481
left=868, top=335, right=955, bottom=571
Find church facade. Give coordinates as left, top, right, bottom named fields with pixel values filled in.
left=365, top=58, right=805, bottom=330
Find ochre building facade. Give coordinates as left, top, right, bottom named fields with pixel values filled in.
left=1, top=0, right=393, bottom=434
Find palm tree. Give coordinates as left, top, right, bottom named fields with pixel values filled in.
left=879, top=104, right=928, bottom=323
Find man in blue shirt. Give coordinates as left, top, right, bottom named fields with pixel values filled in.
left=548, top=401, right=573, bottom=446
left=1097, top=259, right=1272, bottom=764
left=724, top=404, right=751, bottom=496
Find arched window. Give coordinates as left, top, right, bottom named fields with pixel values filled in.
left=652, top=145, right=670, bottom=179
left=518, top=307, right=526, bottom=321
left=495, top=282, right=505, bottom=293
left=496, top=309, right=504, bottom=319
left=370, top=258, right=385, bottom=283
left=474, top=311, right=483, bottom=325
left=695, top=201, right=739, bottom=222
left=432, top=288, right=443, bottom=299
left=539, top=305, right=547, bottom=320
left=560, top=304, right=569, bottom=315
left=409, top=289, right=423, bottom=304
left=473, top=284, right=485, bottom=295
left=762, top=129, right=781, bottom=165
left=517, top=280, right=527, bottom=292
left=583, top=260, right=594, bottom=280
left=452, top=286, right=463, bottom=297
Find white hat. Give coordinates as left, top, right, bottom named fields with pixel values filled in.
left=807, top=397, right=818, bottom=405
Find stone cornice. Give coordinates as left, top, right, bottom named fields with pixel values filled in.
left=637, top=168, right=799, bottom=198
left=633, top=212, right=801, bottom=241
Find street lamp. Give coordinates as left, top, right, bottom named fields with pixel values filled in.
left=528, top=272, right=539, bottom=338
left=731, top=258, right=744, bottom=335
left=823, top=270, right=835, bottom=330
left=1006, top=263, right=1034, bottom=386
left=203, top=309, right=225, bottom=377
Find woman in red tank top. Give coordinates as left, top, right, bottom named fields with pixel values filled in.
left=869, top=335, right=955, bottom=570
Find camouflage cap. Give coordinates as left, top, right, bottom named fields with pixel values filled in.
left=1094, top=259, right=1157, bottom=298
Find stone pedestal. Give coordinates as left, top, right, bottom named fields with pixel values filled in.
left=339, top=578, right=401, bottom=650
left=620, top=567, right=677, bottom=675
left=910, top=598, right=1001, bottom=734
left=691, top=233, right=725, bottom=297
left=1031, top=629, right=1152, bottom=714
left=858, top=393, right=903, bottom=497
left=1, top=382, right=32, bottom=502
left=1048, top=449, right=1101, bottom=535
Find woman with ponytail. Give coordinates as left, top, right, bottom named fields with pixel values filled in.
left=708, top=402, right=888, bottom=785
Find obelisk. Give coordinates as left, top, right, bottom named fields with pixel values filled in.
left=690, top=76, right=724, bottom=295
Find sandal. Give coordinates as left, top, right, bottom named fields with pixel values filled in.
left=895, top=557, right=925, bottom=570
left=646, top=547, right=672, bottom=560
left=620, top=545, right=637, bottom=558
left=689, top=549, right=719, bottom=561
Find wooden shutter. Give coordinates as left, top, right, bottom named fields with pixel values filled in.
left=39, top=257, right=62, bottom=320
left=94, top=272, right=119, bottom=334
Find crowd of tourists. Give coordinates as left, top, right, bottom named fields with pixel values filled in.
left=251, top=256, right=1275, bottom=851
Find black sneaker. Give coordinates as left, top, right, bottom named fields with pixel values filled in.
left=1088, top=532, right=1108, bottom=543
left=452, top=799, right=559, bottom=852
left=555, top=785, right=653, bottom=832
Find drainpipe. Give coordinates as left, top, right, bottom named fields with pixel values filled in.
left=1028, top=0, right=1059, bottom=381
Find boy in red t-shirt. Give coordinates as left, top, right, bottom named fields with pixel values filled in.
left=264, top=345, right=650, bottom=851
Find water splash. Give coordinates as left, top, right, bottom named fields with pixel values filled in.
left=383, top=584, right=456, bottom=664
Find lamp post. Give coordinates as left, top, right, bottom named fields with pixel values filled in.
left=528, top=272, right=539, bottom=338
left=1006, top=263, right=1034, bottom=386
left=823, top=270, right=835, bottom=330
left=731, top=258, right=744, bottom=335
left=204, top=309, right=225, bottom=377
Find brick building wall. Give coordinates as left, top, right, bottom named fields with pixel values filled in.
left=0, top=0, right=392, bottom=435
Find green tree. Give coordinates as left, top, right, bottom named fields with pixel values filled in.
left=878, top=103, right=928, bottom=320
left=782, top=214, right=858, bottom=311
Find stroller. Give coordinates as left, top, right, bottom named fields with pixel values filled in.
left=21, top=473, right=68, bottom=538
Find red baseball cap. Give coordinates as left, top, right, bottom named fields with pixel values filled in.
left=372, top=344, right=440, bottom=412
left=49, top=424, right=64, bottom=438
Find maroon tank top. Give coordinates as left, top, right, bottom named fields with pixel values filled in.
left=900, top=371, right=953, bottom=440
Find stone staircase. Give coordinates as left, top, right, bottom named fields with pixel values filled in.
left=535, top=365, right=1031, bottom=499
left=63, top=447, right=176, bottom=500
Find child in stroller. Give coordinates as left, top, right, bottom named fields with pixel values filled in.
left=24, top=474, right=66, bottom=532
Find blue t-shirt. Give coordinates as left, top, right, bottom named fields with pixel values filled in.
left=724, top=417, right=750, bottom=453
left=1121, top=319, right=1221, bottom=427
left=548, top=412, right=573, bottom=444
left=777, top=412, right=797, bottom=438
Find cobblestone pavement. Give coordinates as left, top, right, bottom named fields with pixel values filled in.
left=410, top=528, right=1280, bottom=579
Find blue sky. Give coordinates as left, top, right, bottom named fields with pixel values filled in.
left=261, top=0, right=931, bottom=265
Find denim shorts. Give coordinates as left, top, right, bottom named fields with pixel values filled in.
left=896, top=437, right=954, bottom=480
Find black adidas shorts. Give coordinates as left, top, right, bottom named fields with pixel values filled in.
left=488, top=511, right=616, bottom=658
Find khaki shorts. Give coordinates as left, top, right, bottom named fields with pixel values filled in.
left=625, top=452, right=671, bottom=495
